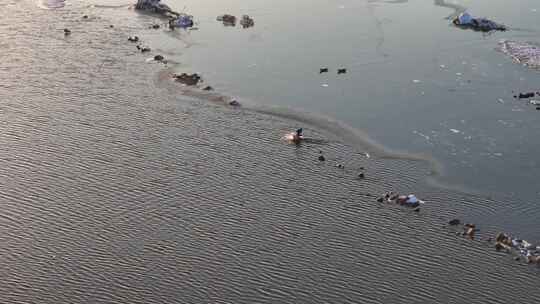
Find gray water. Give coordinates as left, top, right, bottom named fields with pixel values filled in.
left=140, top=0, right=540, bottom=201
left=1, top=1, right=539, bottom=303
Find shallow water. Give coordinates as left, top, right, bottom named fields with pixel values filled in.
left=1, top=1, right=539, bottom=304
left=135, top=0, right=540, bottom=202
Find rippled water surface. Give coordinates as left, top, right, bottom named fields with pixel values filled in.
left=1, top=1, right=539, bottom=303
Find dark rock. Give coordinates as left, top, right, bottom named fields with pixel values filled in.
left=413, top=208, right=420, bottom=212
left=128, top=36, right=139, bottom=42
left=519, top=92, right=535, bottom=99
left=202, top=86, right=214, bottom=91
left=514, top=256, right=520, bottom=261
left=83, top=15, right=89, bottom=19
left=318, top=155, right=325, bottom=161
left=358, top=173, right=365, bottom=179
left=151, top=24, right=160, bottom=29
left=135, top=0, right=178, bottom=17
left=319, top=68, right=328, bottom=74
left=154, top=55, right=164, bottom=61
left=448, top=219, right=461, bottom=226
left=376, top=197, right=384, bottom=203
left=229, top=100, right=240, bottom=106
left=337, top=68, right=347, bottom=74
left=217, top=14, right=237, bottom=26
left=536, top=106, right=540, bottom=110
left=63, top=28, right=71, bottom=35
left=173, top=73, right=202, bottom=86
left=240, top=15, right=255, bottom=28
left=359, top=167, right=365, bottom=170
left=140, top=46, right=151, bottom=52
left=110, top=25, right=114, bottom=28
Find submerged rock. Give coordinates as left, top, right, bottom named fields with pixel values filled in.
left=173, top=73, right=202, bottom=86
left=448, top=219, right=461, bottom=226
left=137, top=45, right=151, bottom=52
left=498, top=40, right=540, bottom=70
left=135, top=0, right=179, bottom=17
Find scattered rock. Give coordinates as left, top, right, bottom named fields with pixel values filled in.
left=413, top=208, right=420, bottom=212
left=336, top=164, right=344, bottom=169
left=358, top=173, right=365, bottom=179
left=320, top=68, right=328, bottom=74
left=202, top=86, right=214, bottom=91
left=318, top=155, right=325, bottom=161
left=151, top=24, right=161, bottom=29
left=154, top=55, right=164, bottom=61
left=514, top=256, right=520, bottom=261
left=109, top=25, right=114, bottom=28
left=128, top=36, right=140, bottom=42
left=82, top=15, right=89, bottom=19
left=63, top=28, right=71, bottom=35
left=337, top=68, right=347, bottom=74
left=173, top=73, right=202, bottom=86
left=229, top=99, right=240, bottom=106
left=376, top=197, right=384, bottom=203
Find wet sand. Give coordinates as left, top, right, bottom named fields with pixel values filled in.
left=0, top=1, right=539, bottom=304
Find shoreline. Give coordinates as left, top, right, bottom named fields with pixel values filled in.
left=31, top=0, right=540, bottom=268
left=130, top=3, right=540, bottom=265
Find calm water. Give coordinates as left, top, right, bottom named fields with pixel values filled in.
left=141, top=0, right=540, bottom=201
left=1, top=1, right=539, bottom=303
